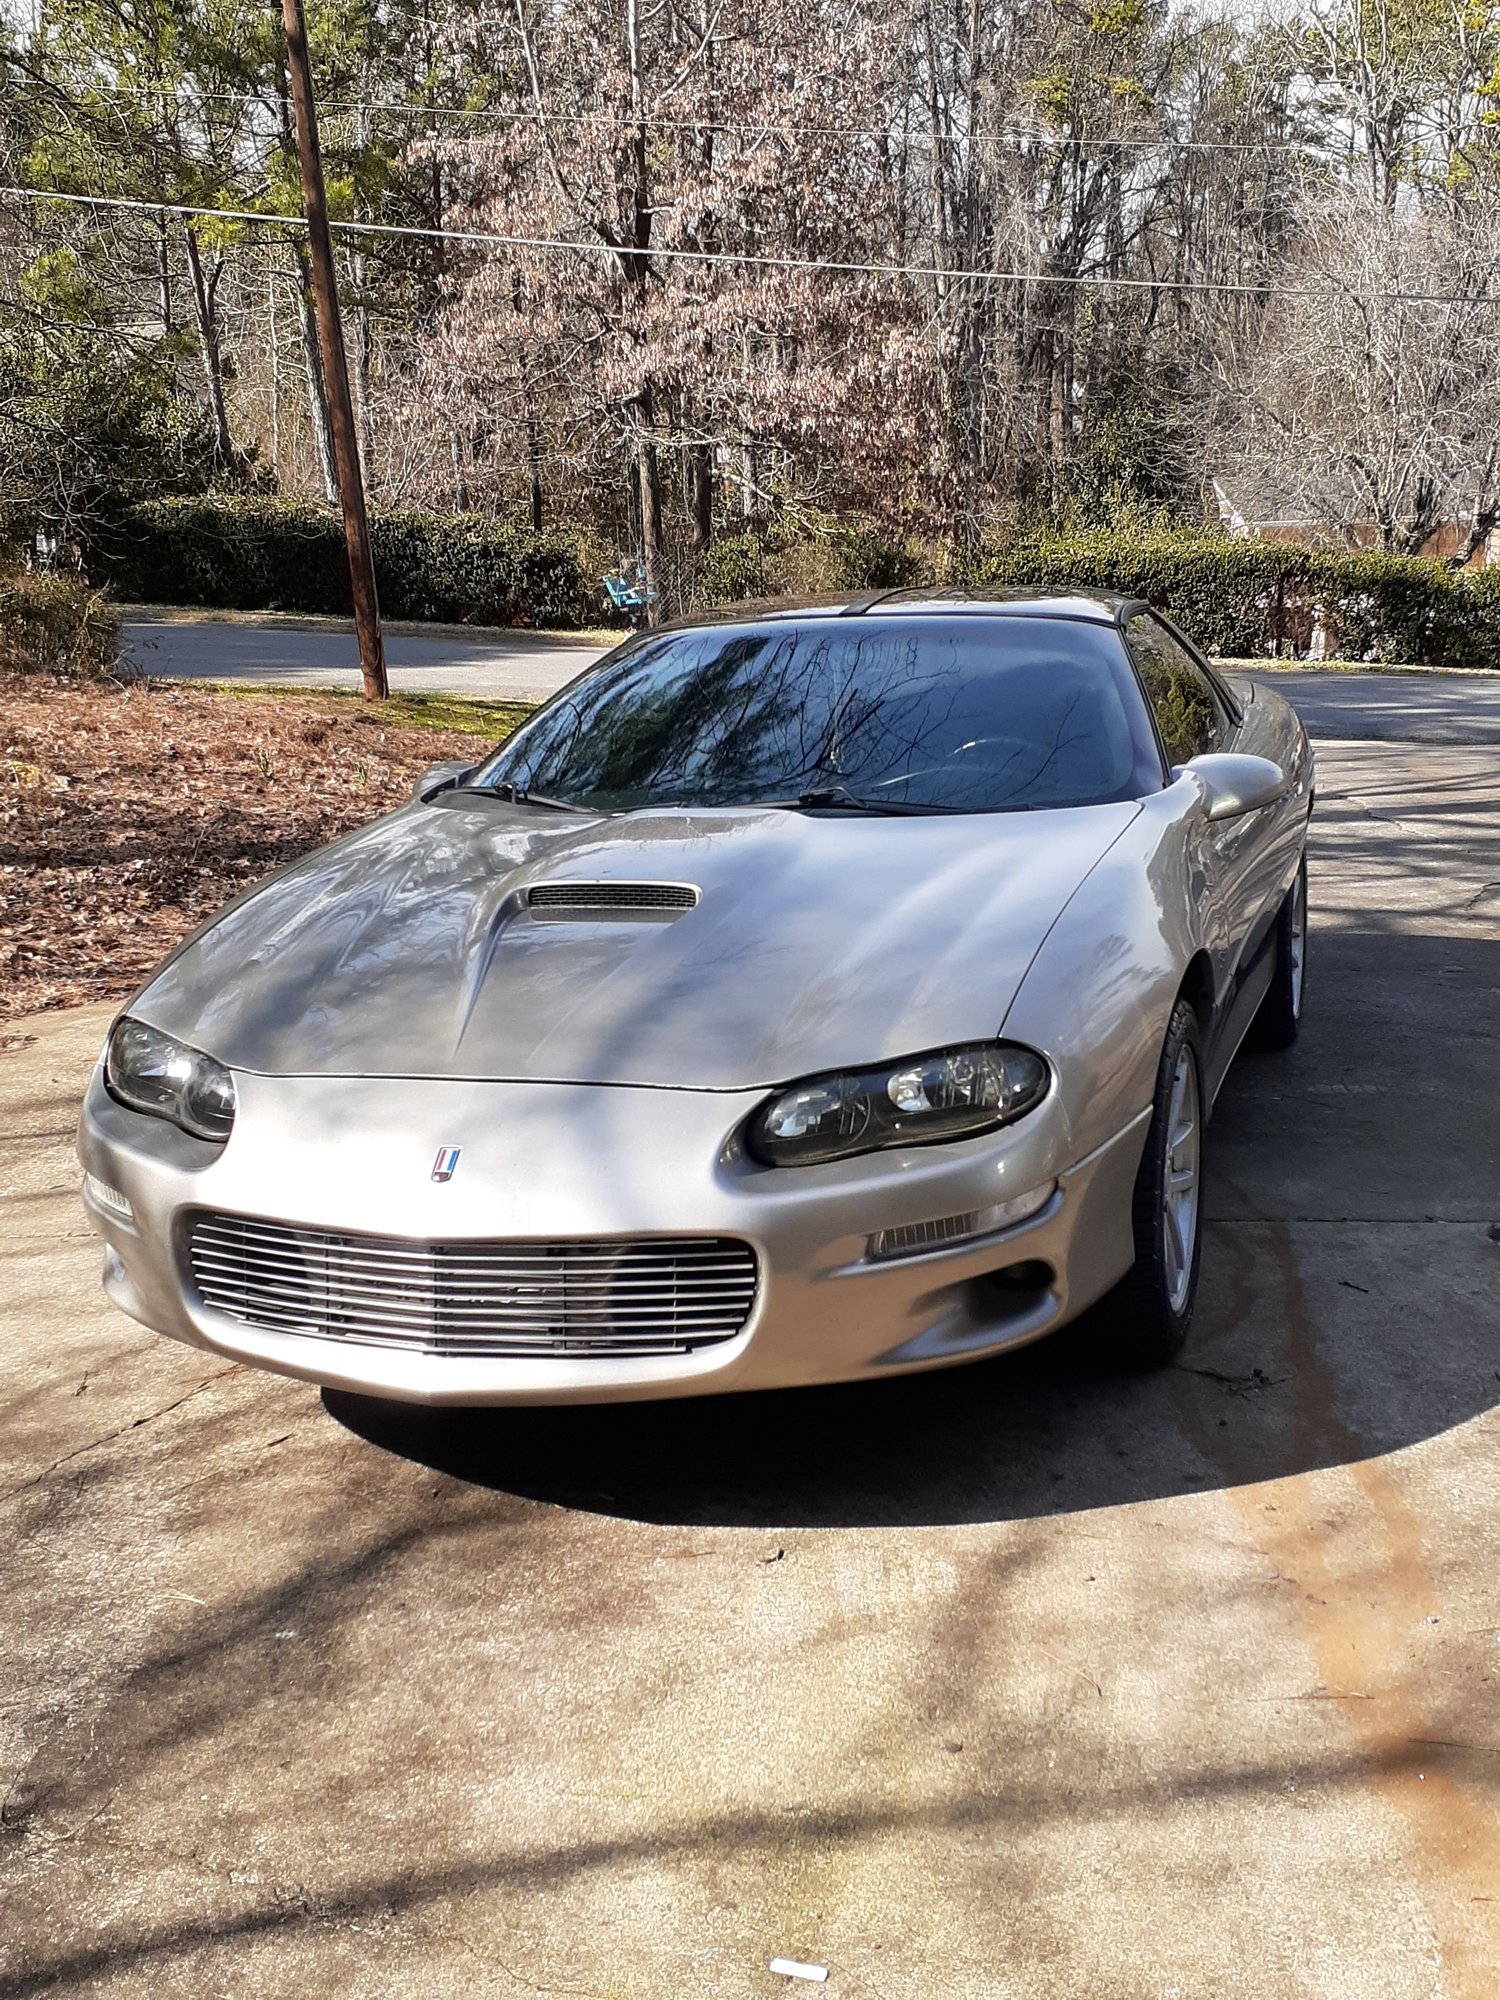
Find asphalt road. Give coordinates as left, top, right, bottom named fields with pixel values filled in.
left=125, top=612, right=1500, bottom=741
left=3, top=675, right=1498, bottom=1998
left=123, top=616, right=607, bottom=702
left=1239, top=665, right=1500, bottom=742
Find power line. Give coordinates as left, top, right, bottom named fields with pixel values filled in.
left=317, top=98, right=1359, bottom=158
left=5, top=182, right=1499, bottom=307
left=31, top=79, right=1379, bottom=158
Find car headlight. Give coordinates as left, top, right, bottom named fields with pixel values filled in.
left=747, top=1041, right=1049, bottom=1167
left=104, top=1016, right=236, bottom=1143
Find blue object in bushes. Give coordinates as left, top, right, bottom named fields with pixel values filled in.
left=603, top=562, right=658, bottom=624
left=603, top=562, right=654, bottom=613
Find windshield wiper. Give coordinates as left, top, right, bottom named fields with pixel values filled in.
left=764, top=786, right=957, bottom=816
left=457, top=780, right=583, bottom=811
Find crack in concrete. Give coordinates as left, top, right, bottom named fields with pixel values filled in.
left=1322, top=789, right=1434, bottom=837
left=0, top=1366, right=240, bottom=1509
left=1172, top=1364, right=1288, bottom=1398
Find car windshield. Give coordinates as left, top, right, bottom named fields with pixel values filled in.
left=467, top=614, right=1162, bottom=814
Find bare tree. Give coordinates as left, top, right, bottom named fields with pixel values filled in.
left=1212, top=189, right=1500, bottom=556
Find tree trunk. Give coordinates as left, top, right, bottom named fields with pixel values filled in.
left=292, top=240, right=338, bottom=502
left=269, top=265, right=281, bottom=480
left=635, top=385, right=663, bottom=624
left=625, top=0, right=663, bottom=619
left=428, top=158, right=446, bottom=309
left=739, top=442, right=758, bottom=521
left=183, top=222, right=234, bottom=472
left=276, top=56, right=336, bottom=501
left=156, top=212, right=172, bottom=334
left=739, top=344, right=758, bottom=523
left=511, top=273, right=544, bottom=532
left=354, top=248, right=374, bottom=492
left=955, top=0, right=985, bottom=539
left=1450, top=512, right=1499, bottom=569
left=451, top=426, right=470, bottom=512
left=525, top=406, right=544, bottom=532
left=1448, top=444, right=1499, bottom=569
left=687, top=440, right=713, bottom=550
left=353, top=101, right=375, bottom=492
left=1048, top=314, right=1069, bottom=504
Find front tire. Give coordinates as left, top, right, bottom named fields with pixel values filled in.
left=1110, top=999, right=1205, bottom=1368
left=1251, top=853, right=1308, bottom=1051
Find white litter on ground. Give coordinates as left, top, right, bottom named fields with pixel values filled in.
left=769, top=1960, right=828, bottom=1984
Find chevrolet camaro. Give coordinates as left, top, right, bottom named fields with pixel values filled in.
left=79, top=590, right=1313, bottom=1405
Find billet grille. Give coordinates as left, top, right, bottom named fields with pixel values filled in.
left=186, top=1213, right=757, bottom=1359
left=527, top=881, right=697, bottom=914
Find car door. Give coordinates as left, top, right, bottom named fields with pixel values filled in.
left=1124, top=610, right=1280, bottom=1038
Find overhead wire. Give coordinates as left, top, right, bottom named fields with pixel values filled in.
left=21, top=78, right=1396, bottom=158
left=5, top=183, right=1499, bottom=307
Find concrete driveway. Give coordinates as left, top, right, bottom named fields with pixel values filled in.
left=3, top=679, right=1498, bottom=1998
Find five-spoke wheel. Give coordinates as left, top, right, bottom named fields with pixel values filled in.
left=1112, top=997, right=1206, bottom=1366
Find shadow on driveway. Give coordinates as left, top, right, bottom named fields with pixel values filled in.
left=327, top=873, right=1500, bottom=1529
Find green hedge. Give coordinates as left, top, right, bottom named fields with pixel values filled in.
left=91, top=498, right=603, bottom=629
left=0, top=570, right=120, bottom=679
left=1457, top=567, right=1500, bottom=669
left=83, top=502, right=1500, bottom=666
left=965, top=534, right=1500, bottom=669
left=696, top=528, right=1500, bottom=666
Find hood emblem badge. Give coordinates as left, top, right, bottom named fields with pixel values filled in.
left=431, top=1146, right=462, bottom=1183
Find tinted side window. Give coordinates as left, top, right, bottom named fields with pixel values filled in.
left=1127, top=614, right=1228, bottom=766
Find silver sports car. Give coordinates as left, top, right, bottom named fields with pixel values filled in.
left=79, top=590, right=1312, bottom=1405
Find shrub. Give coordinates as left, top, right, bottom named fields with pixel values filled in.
left=690, top=531, right=771, bottom=606
left=89, top=498, right=603, bottom=630
left=819, top=523, right=925, bottom=592
left=1455, top=567, right=1500, bottom=673
left=965, top=532, right=1500, bottom=668
left=369, top=509, right=603, bottom=629
left=0, top=570, right=119, bottom=679
left=692, top=523, right=924, bottom=607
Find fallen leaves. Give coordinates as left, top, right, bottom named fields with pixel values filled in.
left=1, top=675, right=486, bottom=1019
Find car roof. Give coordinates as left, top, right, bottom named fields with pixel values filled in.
left=654, top=585, right=1139, bottom=636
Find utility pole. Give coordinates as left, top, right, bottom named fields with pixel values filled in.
left=280, top=0, right=387, bottom=700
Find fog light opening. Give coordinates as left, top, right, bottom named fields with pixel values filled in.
left=868, top=1182, right=1055, bottom=1263
left=970, top=1259, right=1057, bottom=1320
left=84, top=1173, right=134, bottom=1221
left=985, top=1258, right=1055, bottom=1293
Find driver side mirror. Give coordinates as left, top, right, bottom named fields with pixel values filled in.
left=1177, top=752, right=1286, bottom=823
left=412, top=759, right=475, bottom=803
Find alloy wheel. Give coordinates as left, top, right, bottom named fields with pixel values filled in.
left=1162, top=1050, right=1201, bottom=1315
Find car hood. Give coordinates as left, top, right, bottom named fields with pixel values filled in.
left=132, top=796, right=1141, bottom=1088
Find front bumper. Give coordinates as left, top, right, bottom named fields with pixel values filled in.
left=78, top=1064, right=1149, bottom=1406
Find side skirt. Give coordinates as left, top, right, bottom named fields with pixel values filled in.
left=1203, top=936, right=1276, bottom=1107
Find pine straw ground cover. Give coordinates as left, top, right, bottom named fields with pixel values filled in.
left=1, top=675, right=531, bottom=1021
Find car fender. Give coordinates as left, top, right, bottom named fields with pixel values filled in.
left=999, top=778, right=1206, bottom=1169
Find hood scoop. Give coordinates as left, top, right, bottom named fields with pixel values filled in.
left=525, top=881, right=699, bottom=924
